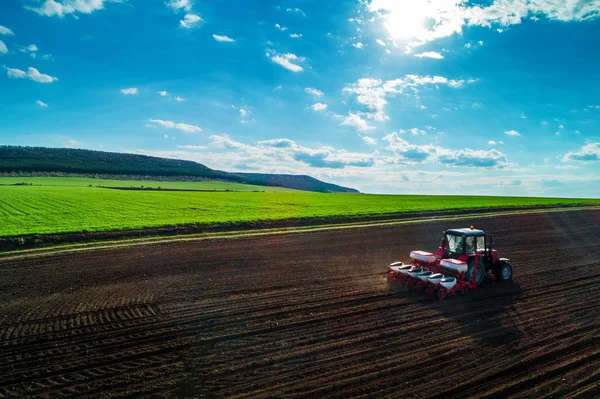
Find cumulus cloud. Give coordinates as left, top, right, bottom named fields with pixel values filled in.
left=311, top=103, right=327, bottom=112
left=376, top=39, right=386, bottom=46
left=256, top=138, right=375, bottom=169
left=158, top=90, right=168, bottom=96
left=286, top=7, right=306, bottom=16
left=362, top=136, right=377, bottom=145
left=180, top=13, right=202, bottom=28
left=0, top=40, right=7, bottom=55
left=367, top=0, right=600, bottom=51
left=275, top=23, right=287, bottom=31
left=383, top=132, right=508, bottom=168
left=25, top=0, right=123, bottom=17
left=36, top=100, right=48, bottom=107
left=341, top=113, right=376, bottom=131
left=305, top=87, right=324, bottom=96
left=267, top=50, right=305, bottom=72
left=175, top=96, right=186, bottom=102
left=0, top=25, right=14, bottom=36
left=178, top=145, right=207, bottom=150
left=290, top=33, right=302, bottom=38
left=505, top=129, right=521, bottom=136
left=166, top=0, right=192, bottom=12
left=562, top=142, right=600, bottom=162
left=4, top=66, right=58, bottom=83
left=343, top=74, right=470, bottom=122
left=414, top=51, right=444, bottom=59
left=147, top=118, right=202, bottom=133
left=120, top=87, right=138, bottom=95
left=213, top=34, right=234, bottom=42
left=352, top=42, right=365, bottom=49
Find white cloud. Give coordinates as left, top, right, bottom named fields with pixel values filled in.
left=367, top=0, right=600, bottom=51
left=362, top=136, right=377, bottom=145
left=256, top=138, right=375, bottom=169
left=180, top=13, right=202, bottom=28
left=158, top=90, right=168, bottom=96
left=148, top=119, right=202, bottom=133
left=0, top=25, right=14, bottom=36
left=311, top=103, right=327, bottom=112
left=408, top=128, right=427, bottom=136
left=239, top=107, right=250, bottom=117
left=0, top=40, right=7, bottom=55
left=178, top=145, right=207, bottom=150
left=489, top=140, right=497, bottom=145
left=268, top=50, right=305, bottom=72
left=64, top=139, right=83, bottom=148
left=558, top=124, right=564, bottom=129
left=25, top=0, right=122, bottom=17
left=286, top=7, right=306, bottom=16
left=36, top=100, right=48, bottom=107
left=383, top=132, right=508, bottom=168
left=505, top=129, right=521, bottom=136
left=290, top=33, right=302, bottom=38
left=213, top=34, right=234, bottom=42
left=166, top=0, right=192, bottom=12
left=4, top=66, right=58, bottom=83
left=352, top=42, right=364, bottom=49
left=305, top=87, right=324, bottom=96
left=275, top=23, right=287, bottom=31
left=562, top=142, right=600, bottom=162
left=414, top=51, right=444, bottom=59
left=175, top=96, right=186, bottom=102
left=376, top=39, right=386, bottom=46
left=341, top=113, right=376, bottom=131
left=120, top=87, right=138, bottom=95
left=343, top=74, right=470, bottom=122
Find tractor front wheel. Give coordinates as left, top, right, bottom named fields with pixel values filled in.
left=467, top=259, right=486, bottom=287
left=495, top=262, right=513, bottom=281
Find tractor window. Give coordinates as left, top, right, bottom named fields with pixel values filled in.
left=446, top=234, right=464, bottom=253
left=477, top=236, right=485, bottom=251
left=465, top=236, right=476, bottom=254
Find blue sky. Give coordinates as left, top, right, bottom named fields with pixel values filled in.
left=1, top=0, right=599, bottom=196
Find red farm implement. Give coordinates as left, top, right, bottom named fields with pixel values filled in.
left=388, top=226, right=513, bottom=299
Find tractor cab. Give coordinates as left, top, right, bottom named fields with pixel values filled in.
left=442, top=228, right=484, bottom=258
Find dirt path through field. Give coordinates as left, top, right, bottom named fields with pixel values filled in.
left=1, top=209, right=599, bottom=398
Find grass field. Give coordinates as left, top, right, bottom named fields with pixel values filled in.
left=1, top=183, right=598, bottom=237
left=0, top=176, right=297, bottom=192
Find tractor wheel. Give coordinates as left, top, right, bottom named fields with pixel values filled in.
left=466, top=259, right=486, bottom=287
left=495, top=262, right=513, bottom=281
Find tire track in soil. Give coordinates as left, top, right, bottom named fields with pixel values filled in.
left=0, top=209, right=598, bottom=398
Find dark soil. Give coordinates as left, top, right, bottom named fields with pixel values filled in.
left=0, top=209, right=599, bottom=398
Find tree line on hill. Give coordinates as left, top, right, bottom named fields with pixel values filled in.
left=0, top=146, right=359, bottom=193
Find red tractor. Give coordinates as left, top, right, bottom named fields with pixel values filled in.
left=387, top=226, right=513, bottom=299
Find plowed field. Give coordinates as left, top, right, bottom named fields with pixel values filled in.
left=1, top=209, right=599, bottom=398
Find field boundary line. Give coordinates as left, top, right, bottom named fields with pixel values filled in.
left=1, top=206, right=598, bottom=262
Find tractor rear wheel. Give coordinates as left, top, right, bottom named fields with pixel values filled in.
left=495, top=262, right=513, bottom=281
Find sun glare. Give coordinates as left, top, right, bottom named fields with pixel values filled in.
left=369, top=0, right=465, bottom=51
left=382, top=2, right=430, bottom=40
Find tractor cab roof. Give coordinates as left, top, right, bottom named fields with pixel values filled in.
left=446, top=228, right=485, bottom=237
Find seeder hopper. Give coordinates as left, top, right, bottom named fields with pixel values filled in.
left=388, top=227, right=513, bottom=299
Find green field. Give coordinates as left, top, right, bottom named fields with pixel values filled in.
left=1, top=183, right=598, bottom=237
left=0, top=176, right=297, bottom=192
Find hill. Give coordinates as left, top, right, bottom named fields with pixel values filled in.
left=0, top=146, right=359, bottom=193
